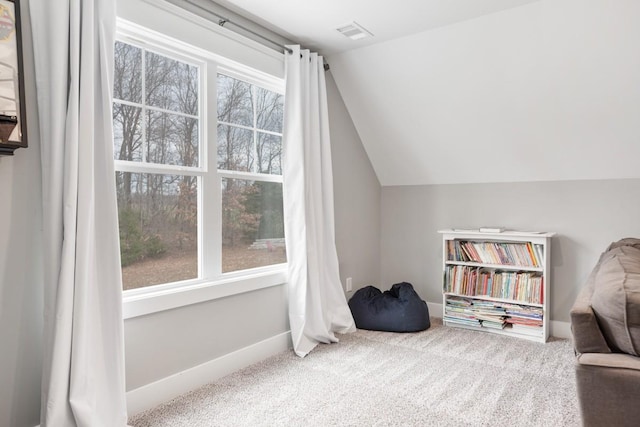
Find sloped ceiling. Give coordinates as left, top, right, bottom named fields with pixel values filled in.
left=329, top=0, right=640, bottom=185
left=213, top=0, right=540, bottom=55
left=217, top=0, right=640, bottom=186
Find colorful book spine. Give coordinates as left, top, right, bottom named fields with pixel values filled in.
left=448, top=240, right=543, bottom=268
left=444, top=265, right=543, bottom=304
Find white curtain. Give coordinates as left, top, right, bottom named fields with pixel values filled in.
left=283, top=45, right=356, bottom=357
left=30, top=1, right=128, bottom=426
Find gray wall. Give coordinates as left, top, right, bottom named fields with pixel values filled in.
left=125, top=284, right=288, bottom=390
left=326, top=72, right=381, bottom=294
left=0, top=1, right=43, bottom=426
left=380, top=179, right=640, bottom=323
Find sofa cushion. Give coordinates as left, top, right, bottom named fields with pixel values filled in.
left=591, top=240, right=640, bottom=356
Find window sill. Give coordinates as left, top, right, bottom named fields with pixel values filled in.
left=123, top=266, right=288, bottom=319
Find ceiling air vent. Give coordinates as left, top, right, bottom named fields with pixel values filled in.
left=336, top=21, right=373, bottom=40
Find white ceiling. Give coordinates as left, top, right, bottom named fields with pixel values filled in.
left=213, top=0, right=541, bottom=55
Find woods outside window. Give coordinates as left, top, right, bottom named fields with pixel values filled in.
left=113, top=36, right=286, bottom=293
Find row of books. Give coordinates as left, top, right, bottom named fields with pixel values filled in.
left=444, top=296, right=543, bottom=334
left=446, top=240, right=543, bottom=268
left=444, top=265, right=544, bottom=304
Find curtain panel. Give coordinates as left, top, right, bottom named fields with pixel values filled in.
left=30, top=1, right=128, bottom=425
left=283, top=45, right=355, bottom=357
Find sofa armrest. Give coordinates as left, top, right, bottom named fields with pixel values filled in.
left=570, top=282, right=611, bottom=354
left=577, top=352, right=640, bottom=371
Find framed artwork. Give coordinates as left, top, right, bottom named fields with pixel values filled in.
left=0, top=0, right=26, bottom=156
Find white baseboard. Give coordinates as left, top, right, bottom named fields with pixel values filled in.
left=427, top=301, right=443, bottom=318
left=550, top=320, right=572, bottom=340
left=126, top=331, right=292, bottom=417
left=427, top=301, right=572, bottom=340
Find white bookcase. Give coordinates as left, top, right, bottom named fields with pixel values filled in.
left=438, top=229, right=555, bottom=343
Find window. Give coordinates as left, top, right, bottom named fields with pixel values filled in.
left=113, top=38, right=286, bottom=292
left=217, top=73, right=285, bottom=273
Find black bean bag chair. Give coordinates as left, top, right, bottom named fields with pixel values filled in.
left=348, top=282, right=430, bottom=332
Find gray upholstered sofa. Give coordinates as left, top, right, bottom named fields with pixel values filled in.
left=570, top=238, right=640, bottom=427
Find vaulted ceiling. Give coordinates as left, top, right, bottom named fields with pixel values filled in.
left=212, top=0, right=540, bottom=55
left=214, top=0, right=640, bottom=186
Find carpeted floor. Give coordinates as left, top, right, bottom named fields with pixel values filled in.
left=129, top=318, right=581, bottom=427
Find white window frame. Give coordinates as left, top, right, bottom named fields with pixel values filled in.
left=115, top=20, right=287, bottom=320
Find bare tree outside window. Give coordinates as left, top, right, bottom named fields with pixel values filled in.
left=217, top=73, right=285, bottom=272
left=113, top=42, right=199, bottom=290
left=113, top=40, right=286, bottom=291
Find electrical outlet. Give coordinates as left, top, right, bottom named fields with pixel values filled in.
left=346, top=277, right=353, bottom=292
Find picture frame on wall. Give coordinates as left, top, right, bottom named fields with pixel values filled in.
left=0, top=0, right=27, bottom=156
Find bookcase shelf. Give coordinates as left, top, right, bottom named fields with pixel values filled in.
left=439, top=229, right=555, bottom=343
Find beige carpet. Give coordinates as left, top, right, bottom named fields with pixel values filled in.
left=130, top=318, right=580, bottom=426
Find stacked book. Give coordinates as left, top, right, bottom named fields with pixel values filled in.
left=444, top=297, right=507, bottom=330
left=447, top=240, right=543, bottom=268
left=445, top=297, right=544, bottom=335
left=444, top=297, right=481, bottom=328
left=473, top=300, right=507, bottom=329
left=504, top=304, right=544, bottom=336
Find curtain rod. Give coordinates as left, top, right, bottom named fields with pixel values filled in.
left=179, top=1, right=331, bottom=71
left=185, top=1, right=293, bottom=54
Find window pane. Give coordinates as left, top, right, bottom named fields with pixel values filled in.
left=147, top=110, right=199, bottom=167
left=255, top=87, right=283, bottom=133
left=113, top=103, right=143, bottom=162
left=114, top=42, right=142, bottom=103
left=116, top=172, right=198, bottom=290
left=256, top=133, right=282, bottom=175
left=221, top=178, right=286, bottom=273
left=146, top=52, right=199, bottom=115
left=217, top=124, right=253, bottom=171
left=217, top=74, right=252, bottom=126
